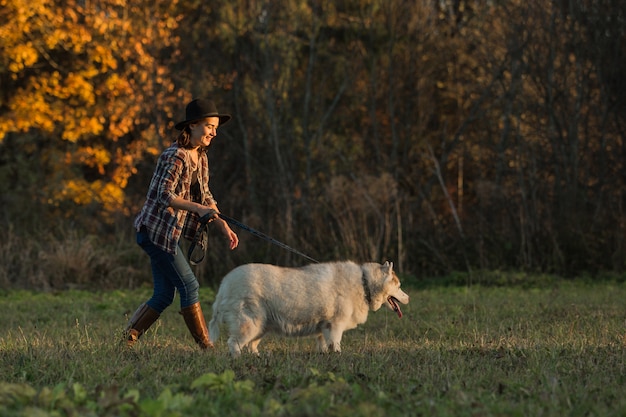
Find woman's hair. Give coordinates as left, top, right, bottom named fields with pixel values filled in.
left=175, top=125, right=194, bottom=148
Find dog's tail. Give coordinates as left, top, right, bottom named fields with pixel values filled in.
left=208, top=308, right=220, bottom=342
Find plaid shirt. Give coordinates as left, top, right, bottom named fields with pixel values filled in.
left=134, top=143, right=217, bottom=254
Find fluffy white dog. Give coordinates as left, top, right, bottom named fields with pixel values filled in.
left=208, top=261, right=409, bottom=357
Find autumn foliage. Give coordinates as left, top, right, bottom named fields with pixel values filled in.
left=1, top=0, right=625, bottom=283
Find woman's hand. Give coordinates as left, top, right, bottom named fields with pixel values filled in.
left=197, top=206, right=218, bottom=221
left=218, top=221, right=239, bottom=250
left=185, top=201, right=238, bottom=249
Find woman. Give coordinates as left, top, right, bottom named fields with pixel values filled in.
left=125, top=98, right=239, bottom=349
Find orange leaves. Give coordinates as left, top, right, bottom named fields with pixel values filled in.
left=62, top=116, right=104, bottom=142
left=60, top=179, right=126, bottom=214
left=7, top=43, right=39, bottom=73
left=90, top=11, right=113, bottom=35
left=5, top=94, right=57, bottom=133
left=65, top=72, right=97, bottom=103
left=98, top=182, right=126, bottom=213
left=0, top=0, right=186, bottom=220
left=93, top=45, right=118, bottom=72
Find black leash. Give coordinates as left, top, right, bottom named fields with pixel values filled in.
left=188, top=212, right=319, bottom=265
left=188, top=215, right=210, bottom=265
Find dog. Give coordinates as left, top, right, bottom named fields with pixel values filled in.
left=208, top=260, right=409, bottom=357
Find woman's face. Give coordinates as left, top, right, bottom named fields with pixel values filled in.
left=189, top=116, right=220, bottom=148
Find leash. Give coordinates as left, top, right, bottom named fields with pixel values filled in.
left=188, top=215, right=210, bottom=265
left=188, top=211, right=319, bottom=265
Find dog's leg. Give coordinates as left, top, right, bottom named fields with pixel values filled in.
left=228, top=316, right=262, bottom=357
left=315, top=334, right=329, bottom=353
left=327, top=327, right=344, bottom=353
left=321, top=323, right=342, bottom=352
left=227, top=336, right=243, bottom=357
left=247, top=337, right=263, bottom=356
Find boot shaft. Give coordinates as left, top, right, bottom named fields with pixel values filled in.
left=180, top=302, right=213, bottom=349
left=125, top=303, right=160, bottom=346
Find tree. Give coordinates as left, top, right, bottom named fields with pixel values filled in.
left=0, top=0, right=182, bottom=227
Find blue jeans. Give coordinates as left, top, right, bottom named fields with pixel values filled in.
left=136, top=228, right=200, bottom=313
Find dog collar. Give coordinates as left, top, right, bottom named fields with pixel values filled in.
left=361, top=269, right=372, bottom=306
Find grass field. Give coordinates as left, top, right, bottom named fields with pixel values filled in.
left=0, top=277, right=625, bottom=416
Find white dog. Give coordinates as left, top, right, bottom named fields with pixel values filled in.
left=208, top=261, right=409, bottom=357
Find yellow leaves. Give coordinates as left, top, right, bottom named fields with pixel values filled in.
left=63, top=179, right=94, bottom=206
left=1, top=0, right=182, bottom=217
left=7, top=42, right=39, bottom=72
left=91, top=12, right=109, bottom=35
left=99, top=181, right=126, bottom=213
left=9, top=93, right=57, bottom=133
left=163, top=15, right=179, bottom=30
left=108, top=116, right=134, bottom=139
left=75, top=146, right=111, bottom=175
left=50, top=143, right=131, bottom=215
left=62, top=179, right=125, bottom=213
left=112, top=152, right=137, bottom=189
left=93, top=45, right=118, bottom=71
left=62, top=115, right=104, bottom=142
left=1, top=0, right=47, bottom=29
left=2, top=72, right=102, bottom=141
left=103, top=73, right=130, bottom=95
left=65, top=72, right=96, bottom=104
left=0, top=68, right=107, bottom=142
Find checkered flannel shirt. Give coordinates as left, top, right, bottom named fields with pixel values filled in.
left=134, top=143, right=217, bottom=254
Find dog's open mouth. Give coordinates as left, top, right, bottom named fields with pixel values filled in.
left=388, top=296, right=403, bottom=318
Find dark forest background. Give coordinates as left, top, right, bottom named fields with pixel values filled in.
left=1, top=0, right=625, bottom=289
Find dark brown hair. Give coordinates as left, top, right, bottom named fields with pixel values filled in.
left=175, top=126, right=193, bottom=149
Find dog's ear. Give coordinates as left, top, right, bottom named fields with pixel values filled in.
left=382, top=261, right=393, bottom=273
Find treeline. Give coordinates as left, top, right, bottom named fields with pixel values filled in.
left=1, top=0, right=625, bottom=287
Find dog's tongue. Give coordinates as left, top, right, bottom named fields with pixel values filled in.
left=388, top=296, right=403, bottom=318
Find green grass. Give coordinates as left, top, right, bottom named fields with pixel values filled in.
left=0, top=280, right=625, bottom=416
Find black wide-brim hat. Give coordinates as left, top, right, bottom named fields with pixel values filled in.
left=175, top=98, right=231, bottom=130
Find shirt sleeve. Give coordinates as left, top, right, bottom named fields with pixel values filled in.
left=156, top=150, right=185, bottom=208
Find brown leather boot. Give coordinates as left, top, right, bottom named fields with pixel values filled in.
left=124, top=303, right=160, bottom=347
left=180, top=302, right=213, bottom=349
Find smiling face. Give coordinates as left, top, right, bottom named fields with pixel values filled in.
left=188, top=116, right=220, bottom=148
